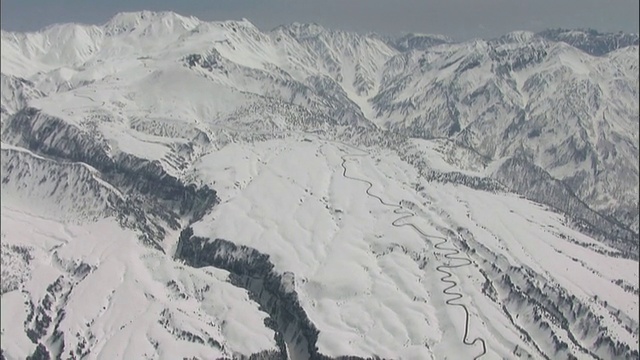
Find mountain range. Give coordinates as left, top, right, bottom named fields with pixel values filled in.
left=1, top=11, right=638, bottom=360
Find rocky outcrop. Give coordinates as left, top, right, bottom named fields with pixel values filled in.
left=492, top=155, right=638, bottom=258
left=454, top=227, right=640, bottom=360
left=537, top=28, right=639, bottom=56
left=388, top=33, right=452, bottom=52
left=3, top=108, right=216, bottom=219
left=175, top=228, right=380, bottom=360
left=1, top=108, right=218, bottom=246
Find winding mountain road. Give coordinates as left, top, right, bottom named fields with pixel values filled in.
left=340, top=152, right=487, bottom=359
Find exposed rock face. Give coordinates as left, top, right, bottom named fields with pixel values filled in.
left=175, top=229, right=313, bottom=359
left=1, top=243, right=33, bottom=294
left=1, top=108, right=218, bottom=247
left=4, top=108, right=216, bottom=219
left=454, top=228, right=640, bottom=360
left=366, top=32, right=639, bottom=235
left=388, top=33, right=453, bottom=52
left=175, top=229, right=380, bottom=360
left=537, top=28, right=640, bottom=56
left=1, top=74, right=44, bottom=123
left=492, top=155, right=638, bottom=258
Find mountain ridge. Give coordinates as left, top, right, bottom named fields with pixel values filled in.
left=1, top=10, right=638, bottom=360
left=2, top=10, right=637, bottom=240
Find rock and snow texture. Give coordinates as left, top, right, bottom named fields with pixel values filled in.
left=0, top=10, right=638, bottom=360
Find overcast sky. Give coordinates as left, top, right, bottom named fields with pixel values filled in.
left=1, top=0, right=638, bottom=40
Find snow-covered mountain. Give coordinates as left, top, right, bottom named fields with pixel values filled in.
left=537, top=28, right=639, bottom=56
left=1, top=11, right=638, bottom=359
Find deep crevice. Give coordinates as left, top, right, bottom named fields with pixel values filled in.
left=174, top=229, right=381, bottom=360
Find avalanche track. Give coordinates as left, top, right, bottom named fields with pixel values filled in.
left=340, top=152, right=487, bottom=359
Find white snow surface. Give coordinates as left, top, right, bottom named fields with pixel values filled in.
left=1, top=10, right=638, bottom=360
left=190, top=136, right=638, bottom=359
left=0, top=205, right=277, bottom=359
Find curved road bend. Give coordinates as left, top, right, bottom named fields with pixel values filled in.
left=340, top=153, right=487, bottom=359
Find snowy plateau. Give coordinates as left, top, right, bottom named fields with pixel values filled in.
left=0, top=10, right=639, bottom=360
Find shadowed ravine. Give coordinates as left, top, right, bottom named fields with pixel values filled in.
left=340, top=152, right=488, bottom=359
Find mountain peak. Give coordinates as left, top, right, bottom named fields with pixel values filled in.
left=274, top=22, right=329, bottom=39
left=212, top=18, right=259, bottom=31
left=104, top=10, right=200, bottom=36
left=494, top=30, right=538, bottom=44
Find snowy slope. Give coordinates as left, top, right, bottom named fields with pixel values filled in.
left=0, top=144, right=278, bottom=359
left=370, top=35, right=639, bottom=234
left=2, top=14, right=636, bottom=236
left=1, top=10, right=638, bottom=360
left=180, top=136, right=637, bottom=359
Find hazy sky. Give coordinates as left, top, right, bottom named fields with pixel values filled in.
left=1, top=0, right=638, bottom=39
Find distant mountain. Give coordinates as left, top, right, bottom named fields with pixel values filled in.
left=387, top=33, right=453, bottom=52
left=537, top=28, right=639, bottom=56
left=369, top=31, right=639, bottom=237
